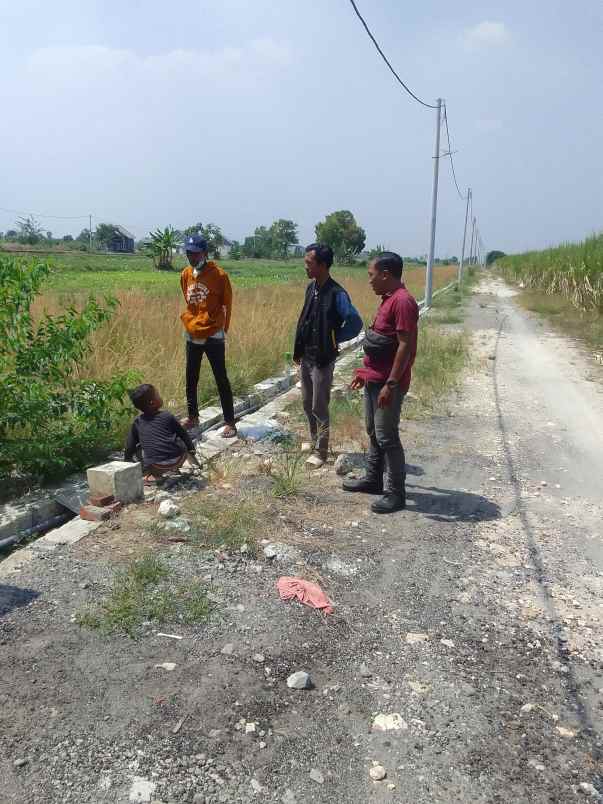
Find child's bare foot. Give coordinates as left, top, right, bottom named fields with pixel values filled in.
left=143, top=474, right=158, bottom=485
left=222, top=423, right=237, bottom=438
left=181, top=416, right=199, bottom=430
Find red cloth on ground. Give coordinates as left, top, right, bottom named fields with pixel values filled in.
left=277, top=576, right=333, bottom=615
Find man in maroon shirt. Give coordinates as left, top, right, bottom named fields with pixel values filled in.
left=343, top=252, right=419, bottom=514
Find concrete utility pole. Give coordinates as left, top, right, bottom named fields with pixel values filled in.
left=425, top=97, right=442, bottom=308
left=89, top=214, right=92, bottom=252
left=458, top=187, right=471, bottom=285
left=469, top=216, right=476, bottom=266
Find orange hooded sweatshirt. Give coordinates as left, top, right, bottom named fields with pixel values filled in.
left=180, top=261, right=233, bottom=340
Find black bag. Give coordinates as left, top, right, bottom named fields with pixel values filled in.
left=362, top=327, right=398, bottom=358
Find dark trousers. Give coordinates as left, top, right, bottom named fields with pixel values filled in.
left=186, top=339, right=235, bottom=423
left=300, top=358, right=335, bottom=459
left=364, top=382, right=406, bottom=496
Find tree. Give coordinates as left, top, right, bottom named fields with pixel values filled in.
left=229, top=240, right=242, bottom=260
left=76, top=228, right=91, bottom=243
left=95, top=223, right=119, bottom=249
left=62, top=234, right=74, bottom=242
left=315, top=210, right=366, bottom=264
left=5, top=230, right=18, bottom=240
left=0, top=255, right=134, bottom=481
left=17, top=215, right=44, bottom=245
left=183, top=221, right=225, bottom=258
left=269, top=219, right=298, bottom=259
left=486, top=250, right=506, bottom=265
left=202, top=223, right=225, bottom=259
left=149, top=226, right=178, bottom=270
left=368, top=244, right=388, bottom=259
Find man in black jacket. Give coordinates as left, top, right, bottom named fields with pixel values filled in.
left=293, top=244, right=362, bottom=467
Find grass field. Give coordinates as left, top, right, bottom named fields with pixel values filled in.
left=498, top=232, right=603, bottom=311
left=498, top=233, right=603, bottom=358
left=33, top=252, right=457, bottom=416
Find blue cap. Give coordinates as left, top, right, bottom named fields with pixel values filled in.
left=185, top=234, right=208, bottom=253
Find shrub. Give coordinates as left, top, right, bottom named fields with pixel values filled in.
left=0, top=255, right=137, bottom=482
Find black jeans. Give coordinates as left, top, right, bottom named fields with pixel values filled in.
left=185, top=339, right=235, bottom=423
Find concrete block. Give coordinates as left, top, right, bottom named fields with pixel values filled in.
left=42, top=517, right=99, bottom=545
left=197, top=407, right=222, bottom=429
left=87, top=461, right=143, bottom=504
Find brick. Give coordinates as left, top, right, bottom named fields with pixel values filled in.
left=87, top=461, right=143, bottom=504
left=79, top=501, right=122, bottom=522
left=89, top=494, right=115, bottom=507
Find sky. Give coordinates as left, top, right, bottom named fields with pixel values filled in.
left=0, top=0, right=602, bottom=257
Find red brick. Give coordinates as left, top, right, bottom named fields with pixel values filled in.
left=79, top=501, right=122, bottom=522
left=89, top=494, right=114, bottom=507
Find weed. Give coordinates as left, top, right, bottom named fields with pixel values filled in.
left=76, top=553, right=211, bottom=637
left=185, top=496, right=259, bottom=555
left=271, top=449, right=305, bottom=497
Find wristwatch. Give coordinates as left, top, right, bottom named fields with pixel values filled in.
left=386, top=379, right=398, bottom=388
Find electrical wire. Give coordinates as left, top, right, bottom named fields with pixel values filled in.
left=0, top=206, right=90, bottom=220
left=347, top=0, right=438, bottom=109
left=442, top=105, right=467, bottom=201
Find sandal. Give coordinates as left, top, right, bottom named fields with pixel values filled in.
left=221, top=423, right=237, bottom=438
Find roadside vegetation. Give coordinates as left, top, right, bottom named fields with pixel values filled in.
left=499, top=233, right=603, bottom=356
left=76, top=553, right=211, bottom=637
left=499, top=233, right=603, bottom=312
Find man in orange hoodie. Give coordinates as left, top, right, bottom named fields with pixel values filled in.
left=180, top=235, right=236, bottom=437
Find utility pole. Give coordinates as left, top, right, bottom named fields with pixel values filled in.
left=469, top=216, right=476, bottom=266
left=89, top=214, right=92, bottom=252
left=458, top=187, right=471, bottom=286
left=425, top=97, right=442, bottom=308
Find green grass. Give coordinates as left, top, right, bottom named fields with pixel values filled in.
left=270, top=449, right=305, bottom=497
left=15, top=249, right=370, bottom=295
left=182, top=496, right=259, bottom=555
left=76, top=554, right=211, bottom=637
left=517, top=289, right=603, bottom=356
left=499, top=232, right=603, bottom=311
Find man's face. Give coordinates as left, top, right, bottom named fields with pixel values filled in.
left=304, top=250, right=323, bottom=280
left=368, top=261, right=388, bottom=296
left=187, top=250, right=207, bottom=268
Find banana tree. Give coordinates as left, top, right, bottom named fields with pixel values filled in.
left=149, top=226, right=179, bottom=270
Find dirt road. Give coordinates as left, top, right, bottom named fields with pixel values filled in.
left=1, top=278, right=602, bottom=803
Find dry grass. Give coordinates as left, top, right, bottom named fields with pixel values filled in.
left=34, top=265, right=457, bottom=415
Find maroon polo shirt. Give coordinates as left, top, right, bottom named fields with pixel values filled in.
left=357, top=285, right=419, bottom=393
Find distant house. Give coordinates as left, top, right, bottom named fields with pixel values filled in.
left=108, top=225, right=135, bottom=253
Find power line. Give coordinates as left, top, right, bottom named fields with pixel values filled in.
left=0, top=205, right=90, bottom=221
left=347, top=0, right=438, bottom=110
left=442, top=105, right=467, bottom=201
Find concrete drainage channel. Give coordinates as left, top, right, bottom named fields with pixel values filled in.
left=0, top=280, right=456, bottom=565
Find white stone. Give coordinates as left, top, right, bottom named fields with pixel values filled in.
left=372, top=713, right=408, bottom=732
left=128, top=776, right=156, bottom=802
left=87, top=461, right=143, bottom=504
left=405, top=632, right=430, bottom=644
left=287, top=671, right=312, bottom=690
left=221, top=643, right=235, bottom=656
left=440, top=638, right=455, bottom=648
left=158, top=500, right=180, bottom=519
left=369, top=765, right=387, bottom=781
left=155, top=663, right=176, bottom=671
left=579, top=782, right=599, bottom=797
left=309, top=769, right=324, bottom=784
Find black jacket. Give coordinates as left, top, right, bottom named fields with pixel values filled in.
left=293, top=277, right=345, bottom=368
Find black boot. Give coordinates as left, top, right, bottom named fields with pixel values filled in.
left=371, top=492, right=406, bottom=514
left=342, top=475, right=383, bottom=494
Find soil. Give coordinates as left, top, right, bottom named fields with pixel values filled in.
left=1, top=278, right=602, bottom=804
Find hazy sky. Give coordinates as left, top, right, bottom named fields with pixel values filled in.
left=1, top=0, right=601, bottom=256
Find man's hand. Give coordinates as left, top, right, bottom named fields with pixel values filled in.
left=377, top=385, right=393, bottom=408
left=350, top=376, right=365, bottom=391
